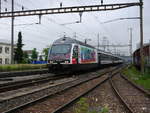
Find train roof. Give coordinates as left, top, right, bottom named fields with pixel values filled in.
left=53, top=36, right=95, bottom=48
left=53, top=37, right=123, bottom=59
left=134, top=43, right=150, bottom=54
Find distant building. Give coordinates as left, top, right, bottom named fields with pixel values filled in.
left=23, top=50, right=32, bottom=59
left=24, top=50, right=46, bottom=64
left=0, top=39, right=12, bottom=64
left=24, top=50, right=42, bottom=60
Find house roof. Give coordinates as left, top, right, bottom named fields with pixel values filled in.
left=0, top=39, right=17, bottom=46
left=0, top=39, right=11, bottom=45
left=24, top=50, right=32, bottom=54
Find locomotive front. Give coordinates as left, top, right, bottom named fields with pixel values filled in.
left=48, top=44, right=72, bottom=71
left=47, top=37, right=76, bottom=72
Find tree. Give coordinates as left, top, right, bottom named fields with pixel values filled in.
left=14, top=31, right=24, bottom=64
left=39, top=55, right=43, bottom=61
left=42, top=45, right=51, bottom=61
left=23, top=51, right=30, bottom=63
left=31, top=48, right=38, bottom=61
left=24, top=52, right=29, bottom=59
left=42, top=48, right=49, bottom=61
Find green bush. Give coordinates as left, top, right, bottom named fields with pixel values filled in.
left=74, top=98, right=109, bottom=113
left=75, top=98, right=89, bottom=113
left=122, top=65, right=150, bottom=90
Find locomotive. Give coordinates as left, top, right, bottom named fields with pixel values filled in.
left=47, top=37, right=123, bottom=72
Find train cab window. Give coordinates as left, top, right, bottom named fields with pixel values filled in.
left=51, top=44, right=71, bottom=54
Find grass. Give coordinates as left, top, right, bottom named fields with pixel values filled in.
left=0, top=64, right=47, bottom=72
left=74, top=98, right=109, bottom=113
left=122, top=65, right=150, bottom=91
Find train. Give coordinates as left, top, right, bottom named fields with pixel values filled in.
left=133, top=43, right=150, bottom=69
left=47, top=37, right=123, bottom=72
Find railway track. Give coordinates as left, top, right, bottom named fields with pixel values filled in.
left=0, top=73, right=70, bottom=93
left=0, top=68, right=108, bottom=93
left=0, top=66, right=121, bottom=113
left=110, top=73, right=150, bottom=113
left=0, top=69, right=48, bottom=78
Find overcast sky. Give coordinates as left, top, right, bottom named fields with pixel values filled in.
left=0, top=0, right=149, bottom=55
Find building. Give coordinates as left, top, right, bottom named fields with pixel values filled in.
left=24, top=50, right=45, bottom=61
left=0, top=39, right=12, bottom=64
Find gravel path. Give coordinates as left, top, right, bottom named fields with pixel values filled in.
left=112, top=74, right=150, bottom=113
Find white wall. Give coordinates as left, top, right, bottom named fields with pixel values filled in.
left=0, top=43, right=11, bottom=64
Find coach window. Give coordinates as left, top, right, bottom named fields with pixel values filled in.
left=5, top=47, right=9, bottom=54
left=0, top=47, right=2, bottom=54
left=0, top=58, right=2, bottom=64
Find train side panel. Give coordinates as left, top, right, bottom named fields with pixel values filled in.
left=78, top=45, right=98, bottom=64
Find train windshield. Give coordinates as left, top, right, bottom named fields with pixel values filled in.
left=51, top=44, right=71, bottom=54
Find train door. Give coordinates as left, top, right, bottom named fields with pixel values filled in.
left=72, top=45, right=78, bottom=64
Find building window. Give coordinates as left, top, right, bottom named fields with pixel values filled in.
left=0, top=58, right=2, bottom=64
left=5, top=47, right=9, bottom=54
left=0, top=47, right=2, bottom=54
left=5, top=58, right=9, bottom=64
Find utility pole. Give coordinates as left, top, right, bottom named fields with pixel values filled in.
left=139, top=0, right=144, bottom=73
left=129, top=28, right=133, bottom=63
left=0, top=0, right=1, bottom=16
left=102, top=37, right=107, bottom=51
left=79, top=12, right=83, bottom=23
left=11, top=0, right=14, bottom=64
left=84, top=38, right=91, bottom=44
left=97, top=33, right=100, bottom=49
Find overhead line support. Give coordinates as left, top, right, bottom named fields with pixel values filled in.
left=11, top=0, right=14, bottom=64
left=139, top=0, right=144, bottom=73
left=0, top=2, right=141, bottom=18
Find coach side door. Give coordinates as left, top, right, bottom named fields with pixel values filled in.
left=72, top=45, right=79, bottom=64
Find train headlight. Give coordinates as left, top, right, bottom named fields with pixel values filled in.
left=50, top=61, right=53, bottom=64
left=65, top=61, right=69, bottom=64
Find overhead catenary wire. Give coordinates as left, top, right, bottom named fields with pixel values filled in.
left=0, top=1, right=60, bottom=43
left=13, top=0, right=88, bottom=40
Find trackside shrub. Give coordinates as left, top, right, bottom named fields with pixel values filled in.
left=122, top=65, right=150, bottom=90
left=74, top=98, right=109, bottom=113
